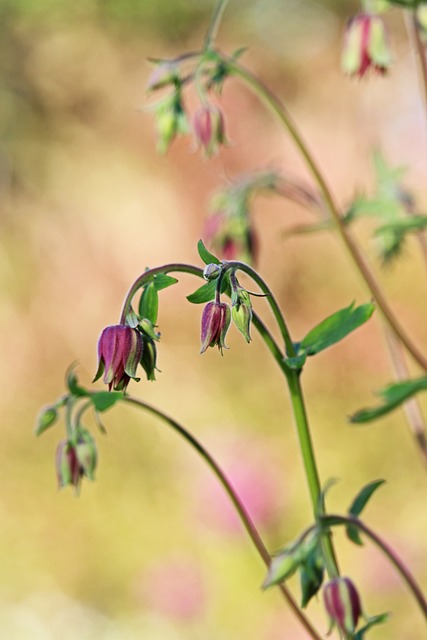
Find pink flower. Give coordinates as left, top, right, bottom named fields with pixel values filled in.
left=323, top=577, right=362, bottom=634
left=193, top=103, right=227, bottom=157
left=200, top=301, right=231, bottom=354
left=93, top=324, right=143, bottom=392
left=341, top=14, right=391, bottom=78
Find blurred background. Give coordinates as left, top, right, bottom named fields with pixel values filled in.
left=2, top=0, right=427, bottom=638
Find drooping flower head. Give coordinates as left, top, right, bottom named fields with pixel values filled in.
left=323, top=576, right=362, bottom=635
left=193, top=103, right=227, bottom=157
left=200, top=301, right=231, bottom=355
left=341, top=14, right=391, bottom=78
left=93, top=324, right=143, bottom=392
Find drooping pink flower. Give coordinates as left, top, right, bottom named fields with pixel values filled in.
left=341, top=14, right=391, bottom=78
left=323, top=576, right=362, bottom=634
left=200, top=301, right=231, bottom=354
left=93, top=324, right=143, bottom=391
left=193, top=103, right=227, bottom=157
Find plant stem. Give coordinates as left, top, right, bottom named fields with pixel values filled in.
left=123, top=395, right=323, bottom=640
left=407, top=10, right=427, bottom=135
left=226, top=58, right=427, bottom=372
left=223, top=261, right=295, bottom=357
left=286, top=370, right=340, bottom=581
left=119, top=264, right=204, bottom=324
left=320, top=514, right=427, bottom=623
left=204, top=0, right=230, bottom=51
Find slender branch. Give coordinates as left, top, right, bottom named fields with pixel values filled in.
left=222, top=260, right=296, bottom=357
left=406, top=11, right=427, bottom=134
left=119, top=264, right=204, bottom=324
left=203, top=0, right=230, bottom=51
left=320, top=514, right=427, bottom=623
left=122, top=395, right=323, bottom=640
left=225, top=57, right=427, bottom=372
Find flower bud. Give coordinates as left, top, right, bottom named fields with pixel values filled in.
left=200, top=301, right=231, bottom=354
left=193, top=103, right=227, bottom=158
left=75, top=434, right=97, bottom=481
left=56, top=440, right=82, bottom=489
left=140, top=335, right=158, bottom=381
left=203, top=263, right=222, bottom=281
left=154, top=92, right=188, bottom=154
left=93, top=324, right=144, bottom=392
left=231, top=289, right=252, bottom=343
left=341, top=14, right=391, bottom=78
left=323, top=577, right=362, bottom=634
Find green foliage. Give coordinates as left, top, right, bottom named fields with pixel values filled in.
left=299, top=543, right=324, bottom=608
left=262, top=532, right=320, bottom=590
left=347, top=480, right=385, bottom=545
left=197, top=239, right=221, bottom=266
left=354, top=613, right=390, bottom=639
left=139, top=282, right=159, bottom=325
left=90, top=391, right=123, bottom=413
left=66, top=364, right=89, bottom=398
left=152, top=274, right=178, bottom=291
left=35, top=405, right=59, bottom=436
left=350, top=376, right=427, bottom=423
left=299, top=302, right=375, bottom=356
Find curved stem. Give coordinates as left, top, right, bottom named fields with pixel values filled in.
left=223, top=260, right=295, bottom=357
left=226, top=57, right=427, bottom=372
left=122, top=395, right=323, bottom=640
left=320, top=514, right=427, bottom=623
left=119, top=264, right=204, bottom=324
left=203, top=0, right=230, bottom=51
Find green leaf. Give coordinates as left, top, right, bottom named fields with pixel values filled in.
left=66, top=364, right=89, bottom=398
left=197, top=239, right=221, bottom=266
left=90, top=391, right=123, bottom=412
left=153, top=274, right=178, bottom=291
left=354, top=613, right=390, bottom=639
left=375, top=216, right=427, bottom=234
left=350, top=376, right=427, bottom=423
left=35, top=405, right=59, bottom=436
left=187, top=279, right=217, bottom=304
left=346, top=479, right=385, bottom=545
left=349, top=479, right=385, bottom=517
left=139, top=282, right=159, bottom=324
left=263, top=532, right=319, bottom=590
left=300, top=302, right=375, bottom=356
left=300, top=543, right=324, bottom=608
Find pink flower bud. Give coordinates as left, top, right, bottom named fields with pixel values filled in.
left=341, top=14, right=391, bottom=78
left=323, top=577, right=362, bottom=634
left=193, top=103, right=227, bottom=157
left=56, top=440, right=82, bottom=490
left=93, top=324, right=143, bottom=392
left=200, top=301, right=231, bottom=354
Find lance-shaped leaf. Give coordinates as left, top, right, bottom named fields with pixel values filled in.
left=90, top=391, right=123, bottom=413
left=35, top=405, right=59, bottom=436
left=346, top=479, right=385, bottom=545
left=300, top=543, right=324, bottom=608
left=152, top=274, right=178, bottom=291
left=300, top=302, right=375, bottom=357
left=66, top=364, right=89, bottom=398
left=139, top=282, right=159, bottom=325
left=197, top=239, right=221, bottom=266
left=187, top=272, right=230, bottom=304
left=350, top=376, right=427, bottom=423
left=354, top=613, right=390, bottom=640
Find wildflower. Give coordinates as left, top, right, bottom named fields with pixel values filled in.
left=56, top=440, right=82, bottom=489
left=200, top=300, right=231, bottom=354
left=341, top=14, right=391, bottom=77
left=193, top=103, right=227, bottom=157
left=93, top=324, right=143, bottom=392
left=323, top=576, right=362, bottom=634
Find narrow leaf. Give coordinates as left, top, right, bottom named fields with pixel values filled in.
left=187, top=280, right=217, bottom=304
left=300, top=543, right=324, bottom=608
left=35, top=405, right=59, bottom=436
left=349, top=479, right=385, bottom=517
left=90, top=391, right=123, bottom=412
left=300, top=302, right=375, bottom=356
left=66, top=364, right=89, bottom=398
left=139, top=282, right=159, bottom=324
left=350, top=377, right=427, bottom=424
left=354, top=613, right=390, bottom=639
left=197, top=239, right=221, bottom=266
left=153, top=274, right=178, bottom=291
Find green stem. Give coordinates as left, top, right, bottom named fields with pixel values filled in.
left=223, top=260, right=295, bottom=357
left=123, top=395, right=323, bottom=640
left=226, top=57, right=427, bottom=372
left=203, top=0, right=230, bottom=51
left=119, top=264, right=203, bottom=324
left=286, top=370, right=340, bottom=581
left=320, top=514, right=427, bottom=623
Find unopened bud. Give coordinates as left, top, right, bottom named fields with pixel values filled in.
left=203, top=263, right=222, bottom=281
left=200, top=300, right=231, bottom=355
left=193, top=103, right=227, bottom=158
left=323, top=577, right=362, bottom=634
left=341, top=14, right=391, bottom=78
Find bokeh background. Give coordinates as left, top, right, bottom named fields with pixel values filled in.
left=2, top=0, right=427, bottom=638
